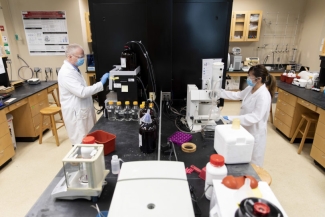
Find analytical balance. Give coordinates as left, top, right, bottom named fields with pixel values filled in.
left=51, top=144, right=109, bottom=201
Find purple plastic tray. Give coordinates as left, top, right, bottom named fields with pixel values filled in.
left=168, top=131, right=192, bottom=146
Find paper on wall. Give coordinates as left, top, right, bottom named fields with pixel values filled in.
left=0, top=58, right=5, bottom=74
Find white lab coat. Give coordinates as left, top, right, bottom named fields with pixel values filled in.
left=221, top=84, right=271, bottom=167
left=58, top=60, right=103, bottom=145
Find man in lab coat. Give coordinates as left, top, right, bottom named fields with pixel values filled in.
left=58, top=44, right=109, bottom=145
left=221, top=65, right=277, bottom=167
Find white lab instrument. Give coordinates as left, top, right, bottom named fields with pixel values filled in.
left=51, top=144, right=109, bottom=200
left=108, top=161, right=195, bottom=217
left=186, top=62, right=224, bottom=132
left=108, top=65, right=140, bottom=90
left=209, top=180, right=288, bottom=217
left=214, top=124, right=254, bottom=164
left=232, top=47, right=241, bottom=55
left=27, top=78, right=40, bottom=85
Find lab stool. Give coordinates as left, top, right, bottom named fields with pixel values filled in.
left=39, top=107, right=65, bottom=146
left=47, top=85, right=63, bottom=121
left=290, top=113, right=318, bottom=154
left=251, top=163, right=272, bottom=186
left=269, top=104, right=273, bottom=124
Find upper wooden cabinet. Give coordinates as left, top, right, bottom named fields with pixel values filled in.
left=85, top=12, right=92, bottom=42
left=230, top=11, right=263, bottom=42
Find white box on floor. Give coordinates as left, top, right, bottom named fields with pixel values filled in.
left=214, top=124, right=254, bottom=164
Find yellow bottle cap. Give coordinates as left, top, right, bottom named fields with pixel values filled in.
left=125, top=101, right=130, bottom=105
left=149, top=103, right=153, bottom=108
left=117, top=101, right=121, bottom=106
left=140, top=104, right=145, bottom=109
left=142, top=101, right=146, bottom=105
left=109, top=101, right=114, bottom=105
left=133, top=101, right=138, bottom=105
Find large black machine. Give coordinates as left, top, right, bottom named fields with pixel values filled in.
left=106, top=42, right=155, bottom=104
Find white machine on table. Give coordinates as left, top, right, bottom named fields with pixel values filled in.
left=186, top=61, right=224, bottom=132
left=109, top=161, right=195, bottom=217
left=209, top=180, right=288, bottom=217
left=51, top=144, right=109, bottom=201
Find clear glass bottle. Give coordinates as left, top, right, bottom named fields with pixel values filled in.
left=107, top=101, right=115, bottom=121
left=131, top=101, right=139, bottom=121
left=305, top=76, right=313, bottom=90
left=139, top=103, right=145, bottom=124
left=123, top=101, right=132, bottom=121
left=115, top=101, right=124, bottom=121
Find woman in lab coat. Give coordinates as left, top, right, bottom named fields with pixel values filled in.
left=58, top=44, right=109, bottom=145
left=221, top=65, right=277, bottom=167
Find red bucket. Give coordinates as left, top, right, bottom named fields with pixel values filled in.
left=87, top=130, right=116, bottom=155
left=280, top=74, right=287, bottom=82
left=285, top=77, right=295, bottom=84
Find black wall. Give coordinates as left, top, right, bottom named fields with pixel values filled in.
left=89, top=0, right=233, bottom=105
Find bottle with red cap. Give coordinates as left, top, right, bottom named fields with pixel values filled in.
left=205, top=154, right=227, bottom=200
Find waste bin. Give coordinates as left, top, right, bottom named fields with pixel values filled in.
left=6, top=114, right=16, bottom=149
left=87, top=130, right=116, bottom=155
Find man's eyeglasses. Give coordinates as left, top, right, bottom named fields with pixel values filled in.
left=72, top=54, right=84, bottom=59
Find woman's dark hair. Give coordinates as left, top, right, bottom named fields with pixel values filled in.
left=248, top=64, right=277, bottom=98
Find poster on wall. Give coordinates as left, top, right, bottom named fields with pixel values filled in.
left=21, top=11, right=69, bottom=56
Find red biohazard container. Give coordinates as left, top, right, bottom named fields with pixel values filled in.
left=87, top=130, right=116, bottom=155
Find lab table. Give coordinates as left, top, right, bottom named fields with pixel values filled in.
left=274, top=81, right=325, bottom=168
left=27, top=116, right=259, bottom=217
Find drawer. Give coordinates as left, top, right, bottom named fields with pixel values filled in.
left=0, top=144, right=15, bottom=166
left=275, top=108, right=293, bottom=127
left=274, top=117, right=291, bottom=137
left=0, top=109, right=6, bottom=123
left=310, top=146, right=325, bottom=168
left=277, top=89, right=297, bottom=107
left=35, top=117, right=51, bottom=134
left=0, top=121, right=9, bottom=138
left=297, top=99, right=316, bottom=111
left=28, top=89, right=48, bottom=106
left=30, top=99, right=49, bottom=117
left=315, top=121, right=325, bottom=139
left=8, top=98, right=28, bottom=112
left=0, top=133, right=12, bottom=151
left=276, top=99, right=295, bottom=117
left=47, top=84, right=58, bottom=93
left=316, top=107, right=325, bottom=123
left=313, top=133, right=325, bottom=153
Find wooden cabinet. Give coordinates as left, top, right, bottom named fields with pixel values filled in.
left=0, top=109, right=14, bottom=166
left=85, top=12, right=92, bottom=42
left=274, top=89, right=297, bottom=137
left=311, top=108, right=325, bottom=167
left=230, top=11, right=263, bottom=42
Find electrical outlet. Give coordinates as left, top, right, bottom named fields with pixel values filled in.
left=149, top=92, right=156, bottom=100
left=162, top=92, right=171, bottom=101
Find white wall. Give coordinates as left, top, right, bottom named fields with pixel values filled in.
left=231, top=0, right=307, bottom=66
left=0, top=0, right=90, bottom=81
left=298, top=0, right=325, bottom=71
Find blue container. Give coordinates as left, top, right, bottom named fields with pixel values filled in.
left=96, top=211, right=108, bottom=217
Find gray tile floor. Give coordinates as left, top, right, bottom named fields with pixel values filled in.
left=0, top=101, right=324, bottom=216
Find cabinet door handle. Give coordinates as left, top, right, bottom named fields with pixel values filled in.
left=284, top=93, right=288, bottom=96
left=0, top=150, right=4, bottom=154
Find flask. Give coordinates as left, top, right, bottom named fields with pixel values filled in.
left=205, top=154, right=227, bottom=200
left=115, top=101, right=124, bottom=121
left=107, top=101, right=115, bottom=121
left=131, top=101, right=139, bottom=121
left=120, top=46, right=137, bottom=71
left=139, top=110, right=157, bottom=154
left=123, top=101, right=132, bottom=121
left=111, top=155, right=121, bottom=174
left=305, top=76, right=313, bottom=90
left=210, top=104, right=220, bottom=121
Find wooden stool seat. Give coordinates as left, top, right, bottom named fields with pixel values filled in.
left=251, top=163, right=272, bottom=185
left=39, top=107, right=65, bottom=146
left=290, top=113, right=318, bottom=154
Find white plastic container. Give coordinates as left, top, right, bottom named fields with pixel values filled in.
left=111, top=155, right=121, bottom=174
left=205, top=154, right=227, bottom=200
left=6, top=114, right=16, bottom=149
left=214, top=124, right=254, bottom=164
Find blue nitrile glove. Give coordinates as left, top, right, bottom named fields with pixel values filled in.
left=223, top=116, right=229, bottom=120
left=101, top=72, right=110, bottom=85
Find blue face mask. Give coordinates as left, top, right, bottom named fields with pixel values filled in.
left=76, top=58, right=84, bottom=67
left=247, top=77, right=256, bottom=87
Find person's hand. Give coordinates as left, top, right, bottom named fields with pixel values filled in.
left=101, top=72, right=110, bottom=85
